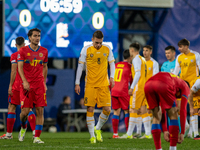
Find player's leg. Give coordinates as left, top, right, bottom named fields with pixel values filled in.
left=151, top=107, right=162, bottom=150
left=112, top=108, right=121, bottom=138
left=191, top=97, right=200, bottom=140
left=0, top=103, right=16, bottom=139
left=19, top=107, right=30, bottom=141
left=166, top=105, right=179, bottom=150
left=28, top=109, right=36, bottom=138
left=84, top=87, right=96, bottom=143
left=134, top=113, right=142, bottom=138
left=124, top=109, right=129, bottom=132
left=95, top=86, right=111, bottom=142
left=111, top=96, right=121, bottom=138
left=188, top=117, right=193, bottom=138
left=140, top=105, right=152, bottom=139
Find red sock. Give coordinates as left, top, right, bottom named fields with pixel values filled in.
left=7, top=112, right=16, bottom=133
left=169, top=121, right=179, bottom=146
left=112, top=115, right=119, bottom=134
left=125, top=114, right=129, bottom=131
left=152, top=124, right=162, bottom=149
left=28, top=112, right=36, bottom=131
left=35, top=125, right=43, bottom=137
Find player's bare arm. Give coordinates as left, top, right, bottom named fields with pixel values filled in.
left=18, top=61, right=30, bottom=91
left=43, top=63, right=48, bottom=91
left=8, top=63, right=17, bottom=96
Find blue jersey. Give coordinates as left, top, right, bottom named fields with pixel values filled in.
left=161, top=59, right=176, bottom=73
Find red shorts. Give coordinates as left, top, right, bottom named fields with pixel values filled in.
left=144, top=80, right=176, bottom=110
left=112, top=95, right=129, bottom=110
left=20, top=84, right=47, bottom=108
left=8, top=90, right=20, bottom=105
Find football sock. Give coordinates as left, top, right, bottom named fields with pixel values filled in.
left=35, top=125, right=43, bottom=137
left=194, top=114, right=199, bottom=137
left=124, top=113, right=129, bottom=131
left=142, top=113, right=151, bottom=135
left=136, top=114, right=142, bottom=135
left=169, top=120, right=179, bottom=147
left=7, top=112, right=16, bottom=134
left=96, top=110, right=110, bottom=130
left=127, top=113, right=137, bottom=136
left=112, top=115, right=119, bottom=135
left=86, top=111, right=95, bottom=138
left=20, top=120, right=28, bottom=129
left=28, top=111, right=36, bottom=132
left=188, top=117, right=193, bottom=135
left=170, top=146, right=177, bottom=150
left=151, top=124, right=162, bottom=149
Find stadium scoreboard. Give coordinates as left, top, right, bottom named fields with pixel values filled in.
left=4, top=0, right=118, bottom=58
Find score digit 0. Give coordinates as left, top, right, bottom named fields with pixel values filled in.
left=92, top=12, right=104, bottom=29
left=19, top=9, right=31, bottom=27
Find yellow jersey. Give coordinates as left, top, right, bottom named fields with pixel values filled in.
left=79, top=44, right=115, bottom=87
left=131, top=55, right=147, bottom=90
left=174, top=50, right=200, bottom=85
left=146, top=57, right=159, bottom=81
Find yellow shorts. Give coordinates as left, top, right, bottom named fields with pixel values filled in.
left=177, top=98, right=181, bottom=101
left=143, top=98, right=149, bottom=109
left=130, top=89, right=145, bottom=110
left=193, top=96, right=200, bottom=109
left=84, top=86, right=111, bottom=108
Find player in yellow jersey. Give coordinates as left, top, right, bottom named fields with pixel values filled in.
left=75, top=31, right=115, bottom=144
left=135, top=45, right=159, bottom=139
left=120, top=42, right=147, bottom=139
left=173, top=38, right=200, bottom=139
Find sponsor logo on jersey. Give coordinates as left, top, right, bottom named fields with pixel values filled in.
left=17, top=54, right=20, bottom=59
left=39, top=53, right=43, bottom=57
left=96, top=52, right=100, bottom=54
left=27, top=53, right=30, bottom=56
left=90, top=53, right=93, bottom=57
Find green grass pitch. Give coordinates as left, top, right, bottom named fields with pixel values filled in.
left=0, top=132, right=199, bottom=150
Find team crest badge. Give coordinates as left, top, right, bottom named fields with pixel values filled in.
left=39, top=53, right=43, bottom=57
left=103, top=53, right=107, bottom=57
left=90, top=53, right=93, bottom=57
left=191, top=59, right=194, bottom=62
left=27, top=53, right=30, bottom=56
left=149, top=67, right=151, bottom=70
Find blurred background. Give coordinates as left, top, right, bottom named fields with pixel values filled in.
left=0, top=0, right=200, bottom=132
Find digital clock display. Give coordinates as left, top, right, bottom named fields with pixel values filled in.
left=4, top=0, right=118, bottom=58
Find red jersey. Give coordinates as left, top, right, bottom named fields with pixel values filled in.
left=17, top=45, right=48, bottom=88
left=10, top=51, right=22, bottom=91
left=111, top=61, right=132, bottom=97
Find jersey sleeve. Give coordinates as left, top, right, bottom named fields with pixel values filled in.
left=153, top=60, right=159, bottom=75
left=107, top=46, right=115, bottom=63
left=195, top=52, right=200, bottom=70
left=173, top=55, right=180, bottom=75
left=44, top=49, right=48, bottom=63
left=17, top=49, right=25, bottom=62
left=10, top=54, right=17, bottom=64
left=191, top=79, right=200, bottom=93
left=78, top=46, right=87, bottom=64
left=133, top=56, right=141, bottom=72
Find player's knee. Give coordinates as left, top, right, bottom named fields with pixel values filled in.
left=36, top=107, right=44, bottom=116
left=103, top=108, right=111, bottom=116
left=8, top=103, right=16, bottom=113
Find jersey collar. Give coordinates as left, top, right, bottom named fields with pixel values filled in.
left=28, top=45, right=40, bottom=52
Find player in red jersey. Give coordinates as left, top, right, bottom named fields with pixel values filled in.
left=0, top=37, right=36, bottom=140
left=17, top=28, right=48, bottom=144
left=144, top=72, right=190, bottom=150
left=111, top=49, right=132, bottom=138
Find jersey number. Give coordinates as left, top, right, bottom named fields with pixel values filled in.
left=114, top=68, right=123, bottom=82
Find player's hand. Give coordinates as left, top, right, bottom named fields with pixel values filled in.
left=110, top=77, right=115, bottom=88
left=45, top=84, right=48, bottom=91
left=190, top=107, right=194, bottom=116
left=128, top=88, right=133, bottom=96
left=178, top=134, right=184, bottom=144
left=75, top=85, right=80, bottom=95
left=23, top=80, right=30, bottom=91
left=8, top=85, right=13, bottom=96
left=164, top=131, right=170, bottom=142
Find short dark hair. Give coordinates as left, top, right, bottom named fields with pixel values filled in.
left=93, top=30, right=104, bottom=39
left=28, top=28, right=41, bottom=37
left=123, top=49, right=130, bottom=59
left=178, top=38, right=190, bottom=46
left=15, top=36, right=25, bottom=46
left=63, top=96, right=70, bottom=102
left=165, top=46, right=176, bottom=52
left=129, top=42, right=140, bottom=51
left=143, top=45, right=152, bottom=51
